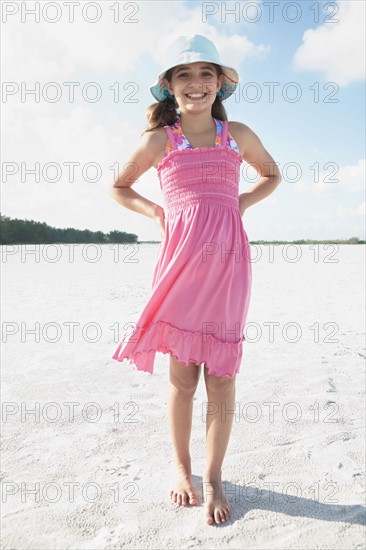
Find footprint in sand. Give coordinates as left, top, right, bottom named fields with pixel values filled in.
left=326, top=377, right=337, bottom=393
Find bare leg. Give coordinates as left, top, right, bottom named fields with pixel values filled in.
left=168, top=356, right=201, bottom=506
left=203, top=367, right=236, bottom=524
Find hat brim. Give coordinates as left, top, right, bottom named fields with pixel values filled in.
left=149, top=60, right=239, bottom=102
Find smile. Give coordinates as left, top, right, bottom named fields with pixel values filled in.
left=185, top=93, right=207, bottom=99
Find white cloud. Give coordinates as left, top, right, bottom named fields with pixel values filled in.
left=2, top=104, right=163, bottom=236
left=308, top=201, right=365, bottom=239
left=357, top=201, right=365, bottom=216
left=2, top=1, right=266, bottom=83
left=313, top=211, right=332, bottom=221
left=147, top=22, right=269, bottom=79
left=286, top=203, right=365, bottom=239
left=334, top=203, right=365, bottom=219
left=2, top=2, right=198, bottom=82
left=313, top=202, right=365, bottom=222
left=1, top=1, right=362, bottom=241
left=292, top=1, right=365, bottom=86
left=294, top=159, right=365, bottom=195
left=1, top=0, right=271, bottom=241
left=266, top=194, right=278, bottom=204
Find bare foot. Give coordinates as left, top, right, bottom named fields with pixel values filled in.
left=202, top=477, right=232, bottom=525
left=170, top=463, right=198, bottom=506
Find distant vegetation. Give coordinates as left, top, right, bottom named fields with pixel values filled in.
left=0, top=215, right=364, bottom=245
left=249, top=237, right=365, bottom=244
left=0, top=215, right=137, bottom=244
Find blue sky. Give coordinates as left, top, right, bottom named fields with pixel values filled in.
left=2, top=0, right=365, bottom=240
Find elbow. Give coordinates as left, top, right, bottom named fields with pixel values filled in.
left=265, top=174, right=282, bottom=186
left=272, top=170, right=282, bottom=186
left=109, top=182, right=131, bottom=193
left=108, top=183, right=120, bottom=196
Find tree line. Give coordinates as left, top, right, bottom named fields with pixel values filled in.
left=0, top=215, right=138, bottom=244
left=0, top=214, right=364, bottom=245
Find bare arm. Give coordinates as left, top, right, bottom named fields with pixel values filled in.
left=108, top=130, right=163, bottom=219
left=235, top=123, right=282, bottom=215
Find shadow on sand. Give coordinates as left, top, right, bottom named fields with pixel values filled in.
left=190, top=475, right=366, bottom=527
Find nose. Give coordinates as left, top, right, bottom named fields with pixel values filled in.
left=186, top=76, right=205, bottom=91
left=185, top=73, right=216, bottom=94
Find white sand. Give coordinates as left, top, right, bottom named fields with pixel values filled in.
left=1, top=243, right=365, bottom=549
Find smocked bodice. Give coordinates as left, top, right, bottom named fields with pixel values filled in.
left=157, top=119, right=243, bottom=213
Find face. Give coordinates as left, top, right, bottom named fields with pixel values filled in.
left=162, top=62, right=225, bottom=112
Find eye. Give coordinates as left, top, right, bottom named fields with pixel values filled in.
left=177, top=71, right=213, bottom=78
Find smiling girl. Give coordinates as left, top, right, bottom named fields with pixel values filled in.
left=109, top=34, right=281, bottom=525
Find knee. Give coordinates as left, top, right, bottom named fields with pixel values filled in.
left=170, top=367, right=200, bottom=394
left=205, top=372, right=236, bottom=397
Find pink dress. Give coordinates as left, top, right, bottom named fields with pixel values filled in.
left=112, top=117, right=252, bottom=378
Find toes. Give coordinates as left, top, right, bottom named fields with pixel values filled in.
left=223, top=505, right=232, bottom=521
left=171, top=490, right=195, bottom=507
left=204, top=498, right=232, bottom=525
left=214, top=509, right=222, bottom=524
left=205, top=505, right=214, bottom=524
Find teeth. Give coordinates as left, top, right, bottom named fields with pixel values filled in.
left=186, top=93, right=206, bottom=98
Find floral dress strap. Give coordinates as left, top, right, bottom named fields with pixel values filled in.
left=221, top=119, right=228, bottom=147
left=163, top=125, right=178, bottom=151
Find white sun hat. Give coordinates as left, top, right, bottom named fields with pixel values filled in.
left=149, top=34, right=239, bottom=102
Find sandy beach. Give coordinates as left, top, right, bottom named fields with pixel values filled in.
left=1, top=243, right=365, bottom=549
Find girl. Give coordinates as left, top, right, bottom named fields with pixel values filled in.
left=109, top=35, right=281, bottom=525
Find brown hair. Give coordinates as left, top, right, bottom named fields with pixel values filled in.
left=141, top=63, right=228, bottom=136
